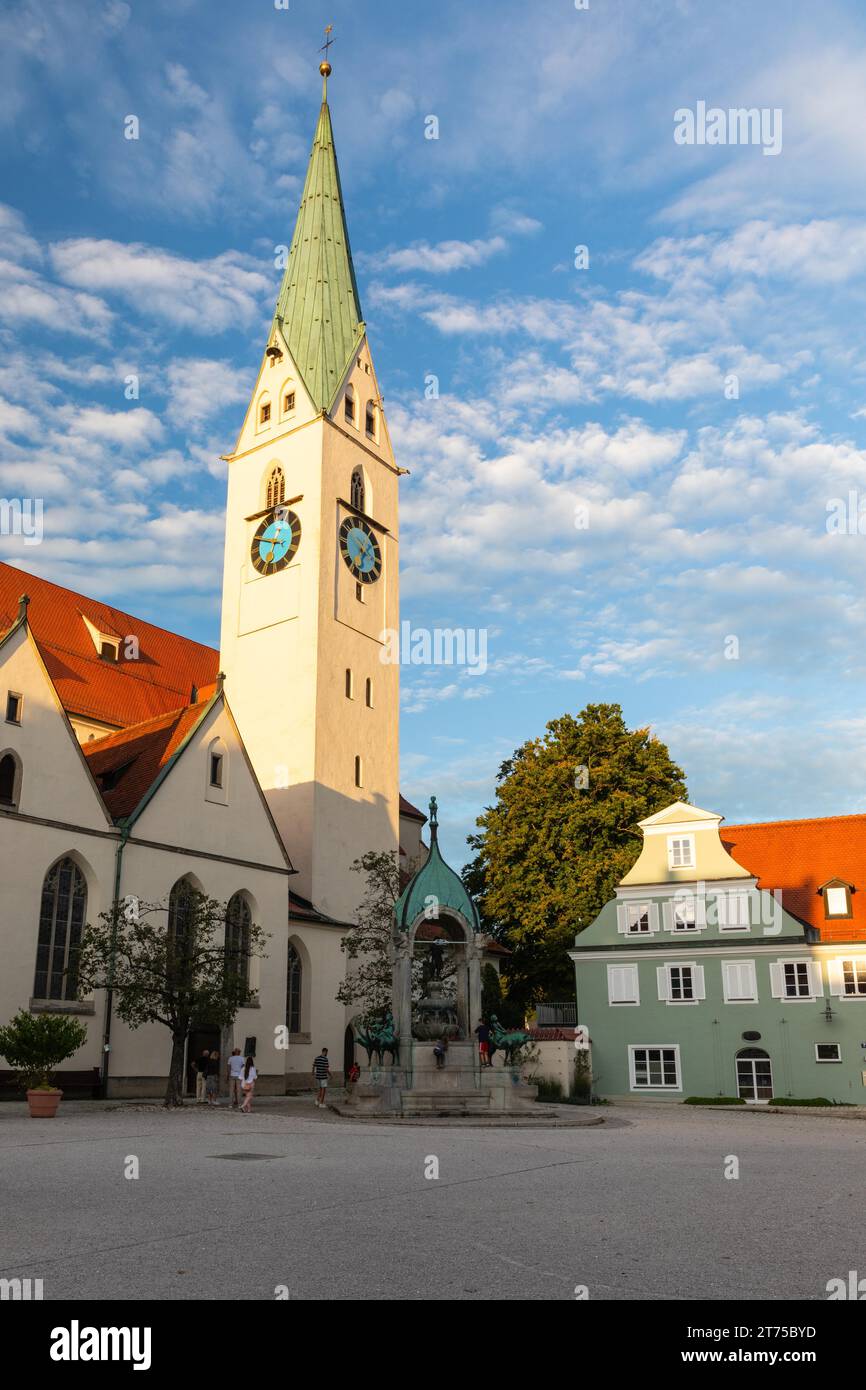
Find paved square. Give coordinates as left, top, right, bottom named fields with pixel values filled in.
left=1, top=1100, right=863, bottom=1300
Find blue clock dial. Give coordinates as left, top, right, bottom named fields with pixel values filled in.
left=251, top=509, right=301, bottom=575
left=339, top=515, right=382, bottom=584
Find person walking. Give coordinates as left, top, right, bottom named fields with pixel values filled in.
left=205, top=1049, right=220, bottom=1106
left=240, top=1055, right=257, bottom=1113
left=195, top=1048, right=210, bottom=1103
left=313, top=1047, right=330, bottom=1108
left=227, top=1047, right=245, bottom=1109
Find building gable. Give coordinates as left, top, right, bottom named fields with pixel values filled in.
left=0, top=620, right=112, bottom=831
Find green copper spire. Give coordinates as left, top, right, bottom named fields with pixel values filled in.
left=274, top=64, right=364, bottom=412
left=395, top=798, right=481, bottom=932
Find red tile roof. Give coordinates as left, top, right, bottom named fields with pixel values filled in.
left=0, top=562, right=219, bottom=730
left=721, top=814, right=866, bottom=942
left=399, top=794, right=427, bottom=822
left=83, top=701, right=209, bottom=821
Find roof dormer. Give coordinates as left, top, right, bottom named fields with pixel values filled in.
left=81, top=614, right=123, bottom=663
left=818, top=878, right=854, bottom=920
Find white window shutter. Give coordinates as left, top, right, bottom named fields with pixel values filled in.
left=649, top=902, right=661, bottom=933
left=722, top=961, right=735, bottom=1001
left=808, top=960, right=823, bottom=998
left=662, top=900, right=674, bottom=932
left=693, top=964, right=706, bottom=1000
left=695, top=893, right=707, bottom=929
left=626, top=965, right=639, bottom=1005
left=609, top=965, right=638, bottom=1004
left=769, top=961, right=784, bottom=999
left=744, top=961, right=757, bottom=1001
left=827, top=959, right=845, bottom=997
left=616, top=903, right=628, bottom=934
left=657, top=966, right=670, bottom=1001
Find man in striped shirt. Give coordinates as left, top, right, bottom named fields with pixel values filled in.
left=313, top=1048, right=330, bottom=1108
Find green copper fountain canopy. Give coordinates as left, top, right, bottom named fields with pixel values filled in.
left=394, top=797, right=481, bottom=932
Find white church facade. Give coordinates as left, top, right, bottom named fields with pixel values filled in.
left=0, top=61, right=426, bottom=1098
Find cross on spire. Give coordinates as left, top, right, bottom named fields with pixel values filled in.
left=320, top=24, right=335, bottom=61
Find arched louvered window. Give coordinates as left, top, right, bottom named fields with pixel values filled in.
left=365, top=401, right=377, bottom=439
left=350, top=467, right=365, bottom=514
left=344, top=385, right=356, bottom=425
left=34, top=858, right=87, bottom=1000
left=267, top=466, right=286, bottom=510
left=286, top=943, right=302, bottom=1034
left=225, top=893, right=251, bottom=987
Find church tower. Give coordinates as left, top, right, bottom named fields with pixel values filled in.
left=219, top=59, right=400, bottom=923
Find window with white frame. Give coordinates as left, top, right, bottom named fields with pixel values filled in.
left=669, top=965, right=694, bottom=1001
left=785, top=962, right=812, bottom=998
left=722, top=960, right=758, bottom=1003
left=658, top=961, right=704, bottom=1004
left=667, top=835, right=694, bottom=869
left=672, top=897, right=697, bottom=931
left=716, top=892, right=752, bottom=931
left=826, top=958, right=866, bottom=998
left=629, top=1045, right=681, bottom=1091
left=626, top=903, right=651, bottom=934
left=815, top=1042, right=841, bottom=1062
left=841, top=959, right=866, bottom=997
left=770, top=959, right=821, bottom=1000
left=607, top=963, right=639, bottom=1006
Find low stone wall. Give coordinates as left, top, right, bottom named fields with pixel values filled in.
left=523, top=1029, right=580, bottom=1097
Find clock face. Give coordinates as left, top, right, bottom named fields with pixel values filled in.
left=251, top=509, right=301, bottom=575
left=339, top=516, right=382, bottom=584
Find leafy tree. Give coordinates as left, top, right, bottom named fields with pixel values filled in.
left=338, top=850, right=435, bottom=1022
left=337, top=850, right=402, bottom=1022
left=0, top=1011, right=88, bottom=1091
left=480, top=962, right=501, bottom=1019
left=464, top=703, right=687, bottom=1006
left=480, top=962, right=524, bottom=1028
left=76, top=887, right=267, bottom=1108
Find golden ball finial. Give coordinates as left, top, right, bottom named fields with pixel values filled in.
left=320, top=61, right=331, bottom=78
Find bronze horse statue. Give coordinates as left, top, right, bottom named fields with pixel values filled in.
left=354, top=1012, right=400, bottom=1066
left=489, top=1014, right=531, bottom=1067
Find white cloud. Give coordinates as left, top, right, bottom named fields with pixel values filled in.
left=51, top=239, right=271, bottom=333
left=374, top=237, right=507, bottom=275
left=165, top=358, right=250, bottom=429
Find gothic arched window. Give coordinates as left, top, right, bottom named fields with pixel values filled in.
left=167, top=878, right=196, bottom=988
left=350, top=467, right=365, bottom=514
left=34, top=857, right=87, bottom=1000
left=267, top=466, right=285, bottom=510
left=225, top=893, right=251, bottom=988
left=287, top=944, right=302, bottom=1034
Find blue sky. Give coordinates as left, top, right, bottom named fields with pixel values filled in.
left=2, top=0, right=866, bottom=867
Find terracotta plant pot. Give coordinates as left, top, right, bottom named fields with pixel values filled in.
left=26, top=1088, right=62, bottom=1118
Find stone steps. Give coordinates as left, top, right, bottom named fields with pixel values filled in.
left=399, top=1090, right=494, bottom=1117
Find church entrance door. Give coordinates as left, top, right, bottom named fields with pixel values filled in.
left=187, top=1026, right=221, bottom=1096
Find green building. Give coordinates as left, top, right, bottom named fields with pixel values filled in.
left=570, top=803, right=866, bottom=1103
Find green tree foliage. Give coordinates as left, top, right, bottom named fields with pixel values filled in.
left=337, top=850, right=403, bottom=1023
left=338, top=850, right=448, bottom=1023
left=75, top=887, right=268, bottom=1108
left=480, top=962, right=501, bottom=1018
left=464, top=703, right=687, bottom=1005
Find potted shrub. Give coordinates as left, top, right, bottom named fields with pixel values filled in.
left=0, top=1011, right=88, bottom=1117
